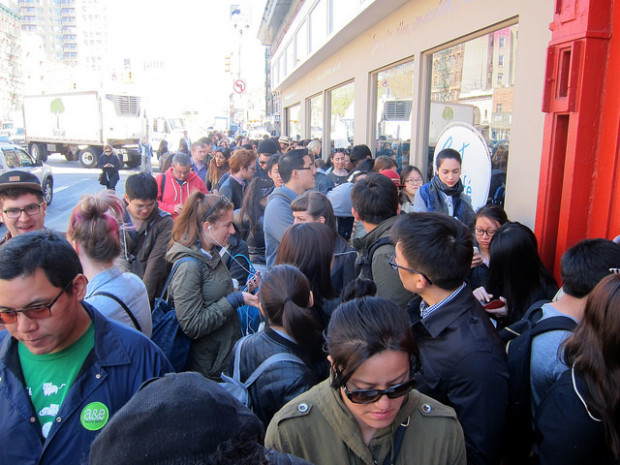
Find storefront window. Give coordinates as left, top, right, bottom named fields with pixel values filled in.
left=309, top=93, right=323, bottom=140
left=374, top=60, right=414, bottom=168
left=428, top=24, right=518, bottom=207
left=286, top=104, right=301, bottom=141
left=329, top=82, right=354, bottom=151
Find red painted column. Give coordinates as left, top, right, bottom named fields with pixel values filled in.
left=535, top=0, right=615, bottom=277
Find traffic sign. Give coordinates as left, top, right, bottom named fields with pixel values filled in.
left=233, top=80, right=246, bottom=93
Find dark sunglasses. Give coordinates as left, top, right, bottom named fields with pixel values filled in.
left=342, top=378, right=416, bottom=404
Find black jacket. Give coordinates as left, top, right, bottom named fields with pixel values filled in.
left=226, top=328, right=320, bottom=426
left=533, top=367, right=614, bottom=465
left=331, top=235, right=357, bottom=296
left=408, top=285, right=509, bottom=465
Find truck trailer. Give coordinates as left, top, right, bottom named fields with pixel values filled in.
left=23, top=90, right=144, bottom=168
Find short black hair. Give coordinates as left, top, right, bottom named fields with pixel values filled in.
left=351, top=173, right=398, bottom=225
left=278, top=148, right=308, bottom=183
left=350, top=144, right=372, bottom=163
left=0, top=230, right=82, bottom=293
left=125, top=173, right=158, bottom=201
left=561, top=239, right=620, bottom=298
left=266, top=154, right=280, bottom=174
left=391, top=212, right=473, bottom=290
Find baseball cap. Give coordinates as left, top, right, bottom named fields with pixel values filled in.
left=380, top=169, right=403, bottom=187
left=0, top=171, right=43, bottom=193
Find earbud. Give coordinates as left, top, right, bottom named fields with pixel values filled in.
left=208, top=225, right=212, bottom=233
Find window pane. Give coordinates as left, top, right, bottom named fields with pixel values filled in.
left=296, top=21, right=308, bottom=64
left=286, top=104, right=301, bottom=142
left=309, top=0, right=327, bottom=53
left=428, top=24, right=518, bottom=208
left=329, top=82, right=354, bottom=151
left=309, top=94, right=323, bottom=140
left=375, top=60, right=414, bottom=168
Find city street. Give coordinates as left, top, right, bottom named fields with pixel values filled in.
left=0, top=153, right=158, bottom=236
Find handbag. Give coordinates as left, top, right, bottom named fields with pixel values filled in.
left=150, top=256, right=199, bottom=372
left=98, top=171, right=108, bottom=186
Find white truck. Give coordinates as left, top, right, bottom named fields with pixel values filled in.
left=23, top=90, right=144, bottom=168
left=146, top=116, right=186, bottom=154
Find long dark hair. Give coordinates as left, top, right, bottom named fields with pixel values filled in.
left=259, top=265, right=322, bottom=356
left=563, top=273, right=620, bottom=459
left=240, top=178, right=273, bottom=236
left=486, top=222, right=558, bottom=323
left=327, top=296, right=419, bottom=389
left=275, top=223, right=336, bottom=304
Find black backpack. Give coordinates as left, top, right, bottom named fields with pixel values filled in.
left=499, top=304, right=577, bottom=464
left=357, top=236, right=392, bottom=281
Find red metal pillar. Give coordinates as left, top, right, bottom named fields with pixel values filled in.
left=535, top=0, right=615, bottom=277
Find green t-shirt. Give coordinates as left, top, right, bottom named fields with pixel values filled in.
left=18, top=323, right=95, bottom=439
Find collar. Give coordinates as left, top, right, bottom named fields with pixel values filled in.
left=85, top=266, right=123, bottom=297
left=410, top=284, right=472, bottom=339
left=419, top=282, right=466, bottom=319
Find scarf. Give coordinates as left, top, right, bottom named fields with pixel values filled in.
left=426, top=175, right=475, bottom=227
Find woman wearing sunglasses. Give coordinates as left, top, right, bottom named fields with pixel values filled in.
left=265, top=296, right=465, bottom=465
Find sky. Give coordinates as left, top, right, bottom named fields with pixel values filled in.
left=105, top=0, right=266, bottom=121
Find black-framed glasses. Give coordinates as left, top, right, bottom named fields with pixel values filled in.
left=388, top=255, right=433, bottom=285
left=0, top=280, right=72, bottom=324
left=296, top=164, right=315, bottom=171
left=2, top=202, right=45, bottom=219
left=474, top=228, right=497, bottom=238
left=343, top=378, right=416, bottom=404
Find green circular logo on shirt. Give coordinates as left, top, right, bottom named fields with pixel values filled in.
left=80, top=402, right=109, bottom=431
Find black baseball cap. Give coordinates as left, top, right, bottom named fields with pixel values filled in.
left=0, top=171, right=43, bottom=193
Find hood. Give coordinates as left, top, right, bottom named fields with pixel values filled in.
left=166, top=241, right=211, bottom=265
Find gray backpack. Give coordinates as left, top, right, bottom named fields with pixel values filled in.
left=220, top=335, right=305, bottom=409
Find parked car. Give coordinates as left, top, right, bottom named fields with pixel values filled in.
left=9, top=128, right=26, bottom=147
left=0, top=138, right=54, bottom=205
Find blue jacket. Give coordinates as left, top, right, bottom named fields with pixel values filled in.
left=0, top=302, right=173, bottom=465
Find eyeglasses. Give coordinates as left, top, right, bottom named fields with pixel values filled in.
left=343, top=378, right=416, bottom=404
left=297, top=164, right=315, bottom=171
left=405, top=178, right=424, bottom=185
left=474, top=228, right=498, bottom=238
left=2, top=203, right=45, bottom=219
left=104, top=151, right=112, bottom=154
left=388, top=255, right=433, bottom=285
left=0, top=281, right=71, bottom=324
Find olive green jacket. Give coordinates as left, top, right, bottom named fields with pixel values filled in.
left=166, top=241, right=240, bottom=381
left=266, top=379, right=466, bottom=465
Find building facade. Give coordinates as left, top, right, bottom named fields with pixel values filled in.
left=259, top=0, right=620, bottom=276
left=0, top=2, right=21, bottom=120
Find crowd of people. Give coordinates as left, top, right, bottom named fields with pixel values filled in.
left=0, top=132, right=618, bottom=465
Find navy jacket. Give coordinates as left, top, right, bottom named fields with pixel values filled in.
left=408, top=285, right=509, bottom=465
left=0, top=302, right=173, bottom=465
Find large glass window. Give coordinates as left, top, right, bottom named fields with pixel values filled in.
left=329, top=82, right=354, bottom=151
left=428, top=24, right=518, bottom=208
left=309, top=93, right=323, bottom=140
left=309, top=0, right=327, bottom=54
left=286, top=104, right=301, bottom=142
left=374, top=60, right=414, bottom=168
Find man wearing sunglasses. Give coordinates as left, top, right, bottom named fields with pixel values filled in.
left=0, top=231, right=172, bottom=465
left=391, top=212, right=509, bottom=465
left=0, top=170, right=47, bottom=246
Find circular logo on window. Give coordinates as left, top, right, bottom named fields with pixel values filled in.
left=80, top=402, right=109, bottom=431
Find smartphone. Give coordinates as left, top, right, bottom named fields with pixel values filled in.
left=483, top=299, right=505, bottom=310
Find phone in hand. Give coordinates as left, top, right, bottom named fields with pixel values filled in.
left=483, top=299, right=505, bottom=310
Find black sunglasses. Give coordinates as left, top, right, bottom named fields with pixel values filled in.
left=342, top=378, right=416, bottom=404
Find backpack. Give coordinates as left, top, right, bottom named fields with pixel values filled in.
left=220, top=335, right=305, bottom=409
left=151, top=256, right=199, bottom=372
left=357, top=236, right=392, bottom=281
left=499, top=304, right=578, bottom=464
